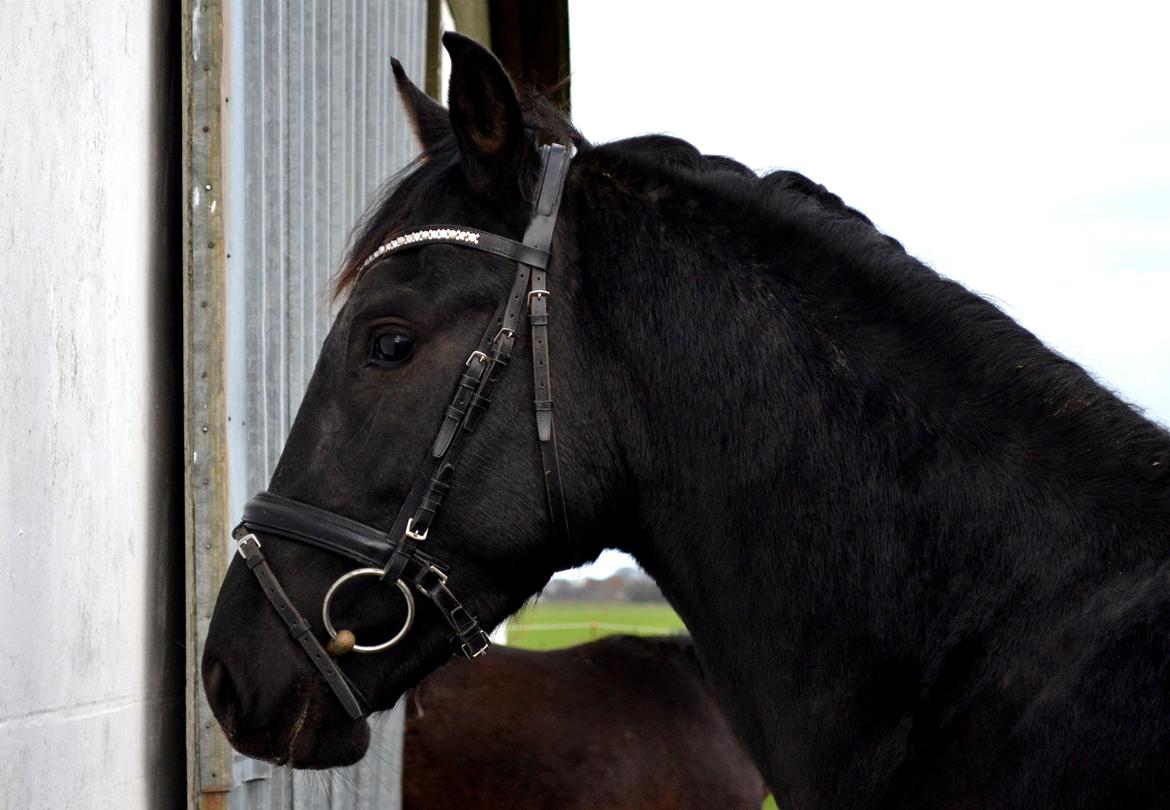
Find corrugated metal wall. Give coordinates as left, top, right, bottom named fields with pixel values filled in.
left=222, top=2, right=429, bottom=807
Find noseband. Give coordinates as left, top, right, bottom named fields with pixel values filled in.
left=231, top=144, right=573, bottom=719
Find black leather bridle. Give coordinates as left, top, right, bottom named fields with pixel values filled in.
left=231, top=144, right=573, bottom=720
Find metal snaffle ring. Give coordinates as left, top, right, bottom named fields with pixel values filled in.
left=322, top=568, right=415, bottom=654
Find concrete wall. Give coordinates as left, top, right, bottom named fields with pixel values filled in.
left=0, top=2, right=185, bottom=809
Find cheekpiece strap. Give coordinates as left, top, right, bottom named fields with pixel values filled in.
left=234, top=532, right=368, bottom=719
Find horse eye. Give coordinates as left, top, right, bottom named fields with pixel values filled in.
left=369, top=332, right=415, bottom=368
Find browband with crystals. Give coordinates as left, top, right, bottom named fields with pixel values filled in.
left=357, top=225, right=551, bottom=277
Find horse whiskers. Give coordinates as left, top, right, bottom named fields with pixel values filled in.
left=276, top=716, right=401, bottom=800
left=291, top=751, right=398, bottom=801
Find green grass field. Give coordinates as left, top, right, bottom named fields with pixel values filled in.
left=504, top=600, right=686, bottom=649
left=505, top=601, right=780, bottom=809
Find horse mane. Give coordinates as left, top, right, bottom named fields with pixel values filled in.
left=584, top=134, right=1170, bottom=522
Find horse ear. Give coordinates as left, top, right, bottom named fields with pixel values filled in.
left=442, top=31, right=529, bottom=195
left=391, top=57, right=450, bottom=154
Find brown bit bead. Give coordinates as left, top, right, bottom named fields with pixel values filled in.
left=326, top=629, right=356, bottom=657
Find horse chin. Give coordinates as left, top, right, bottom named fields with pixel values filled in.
left=285, top=713, right=372, bottom=770
left=271, top=693, right=373, bottom=770
left=283, top=645, right=443, bottom=768
left=225, top=691, right=372, bottom=770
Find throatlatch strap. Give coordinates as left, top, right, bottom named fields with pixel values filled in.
left=236, top=534, right=367, bottom=719
left=412, top=567, right=490, bottom=658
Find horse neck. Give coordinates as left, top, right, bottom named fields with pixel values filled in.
left=575, top=170, right=1170, bottom=556
left=571, top=167, right=1170, bottom=793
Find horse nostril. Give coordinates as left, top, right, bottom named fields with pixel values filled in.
left=203, top=657, right=241, bottom=733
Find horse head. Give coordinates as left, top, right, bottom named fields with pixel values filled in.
left=201, top=33, right=625, bottom=767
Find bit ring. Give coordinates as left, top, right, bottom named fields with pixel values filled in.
left=322, top=568, right=415, bottom=653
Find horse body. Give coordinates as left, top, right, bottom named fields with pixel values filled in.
left=202, top=33, right=1170, bottom=809
left=570, top=141, right=1170, bottom=807
left=403, top=635, right=767, bottom=809
left=566, top=140, right=1170, bottom=806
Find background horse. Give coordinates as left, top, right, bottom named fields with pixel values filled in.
left=203, top=32, right=1170, bottom=809
left=403, top=635, right=767, bottom=809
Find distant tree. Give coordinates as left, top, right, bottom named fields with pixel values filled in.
left=625, top=579, right=667, bottom=603
left=541, top=570, right=667, bottom=603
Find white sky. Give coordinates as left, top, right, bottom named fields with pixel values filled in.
left=557, top=0, right=1170, bottom=581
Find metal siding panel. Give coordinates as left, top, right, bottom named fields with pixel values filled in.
left=243, top=0, right=266, bottom=494
left=314, top=2, right=330, bottom=349
left=330, top=0, right=346, bottom=283
left=285, top=0, right=306, bottom=417
left=224, top=2, right=428, bottom=808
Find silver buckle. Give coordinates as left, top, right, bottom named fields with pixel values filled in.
left=463, top=637, right=490, bottom=658
left=492, top=326, right=515, bottom=345
left=465, top=350, right=487, bottom=367
left=426, top=563, right=449, bottom=584
left=405, top=517, right=429, bottom=542
left=527, top=289, right=550, bottom=306
left=236, top=533, right=259, bottom=558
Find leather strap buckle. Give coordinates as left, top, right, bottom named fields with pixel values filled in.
left=236, top=532, right=260, bottom=559
left=404, top=517, right=429, bottom=542
left=460, top=629, right=491, bottom=659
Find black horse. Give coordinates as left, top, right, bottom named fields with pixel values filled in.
left=203, top=32, right=1170, bottom=809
